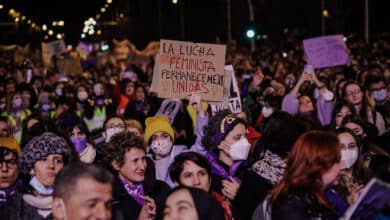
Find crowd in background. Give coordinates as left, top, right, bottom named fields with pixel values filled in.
left=0, top=33, right=390, bottom=220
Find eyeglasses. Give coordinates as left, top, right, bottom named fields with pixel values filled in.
left=0, top=158, right=18, bottom=169
left=345, top=89, right=361, bottom=97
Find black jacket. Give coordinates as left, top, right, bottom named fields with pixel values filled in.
left=233, top=170, right=274, bottom=220
left=271, top=194, right=338, bottom=220
left=112, top=177, right=170, bottom=220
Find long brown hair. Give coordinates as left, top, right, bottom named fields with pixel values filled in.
left=268, top=130, right=341, bottom=210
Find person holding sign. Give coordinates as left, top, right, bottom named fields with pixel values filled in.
left=282, top=65, right=334, bottom=127
left=143, top=93, right=208, bottom=187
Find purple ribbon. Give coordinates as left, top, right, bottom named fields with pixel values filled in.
left=0, top=179, right=20, bottom=205
left=206, top=153, right=242, bottom=184
left=119, top=178, right=144, bottom=206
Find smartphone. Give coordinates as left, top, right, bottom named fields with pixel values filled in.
left=304, top=64, right=314, bottom=75
left=26, top=68, right=32, bottom=83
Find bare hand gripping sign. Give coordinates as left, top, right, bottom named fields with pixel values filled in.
left=158, top=39, right=226, bottom=102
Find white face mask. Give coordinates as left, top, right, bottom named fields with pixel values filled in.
left=341, top=149, right=358, bottom=169
left=77, top=91, right=88, bottom=101
left=262, top=106, right=274, bottom=118
left=105, top=127, right=124, bottom=142
left=229, top=137, right=251, bottom=161
left=150, top=139, right=173, bottom=157
left=322, top=90, right=334, bottom=101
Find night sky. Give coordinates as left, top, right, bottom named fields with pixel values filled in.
left=1, top=0, right=389, bottom=48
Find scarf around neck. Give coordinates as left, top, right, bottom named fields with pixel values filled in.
left=0, top=179, right=20, bottom=205
left=251, top=150, right=286, bottom=185
left=119, top=178, right=144, bottom=206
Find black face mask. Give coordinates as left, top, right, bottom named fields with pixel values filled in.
left=27, top=123, right=46, bottom=137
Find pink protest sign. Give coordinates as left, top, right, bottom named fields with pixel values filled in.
left=303, top=35, right=349, bottom=68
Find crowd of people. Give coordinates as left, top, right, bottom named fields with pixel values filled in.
left=0, top=33, right=390, bottom=220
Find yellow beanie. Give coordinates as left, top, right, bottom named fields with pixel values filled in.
left=0, top=137, right=21, bottom=155
left=144, top=115, right=174, bottom=144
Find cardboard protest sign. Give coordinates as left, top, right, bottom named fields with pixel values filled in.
left=57, top=57, right=83, bottom=75
left=342, top=178, right=390, bottom=220
left=303, top=35, right=348, bottom=68
left=157, top=39, right=226, bottom=102
left=210, top=65, right=242, bottom=115
left=41, top=40, right=66, bottom=67
left=150, top=54, right=160, bottom=93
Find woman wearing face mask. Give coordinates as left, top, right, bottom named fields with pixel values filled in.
left=5, top=92, right=32, bottom=143
left=74, top=84, right=93, bottom=118
left=143, top=94, right=208, bottom=187
left=282, top=67, right=334, bottom=126
left=201, top=110, right=251, bottom=205
left=331, top=128, right=372, bottom=208
left=340, top=114, right=390, bottom=169
left=342, top=80, right=386, bottom=135
left=65, top=120, right=96, bottom=164
left=5, top=132, right=74, bottom=220
left=123, top=84, right=149, bottom=129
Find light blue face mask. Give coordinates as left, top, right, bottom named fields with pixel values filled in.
left=372, top=89, right=387, bottom=102
left=29, top=176, right=53, bottom=196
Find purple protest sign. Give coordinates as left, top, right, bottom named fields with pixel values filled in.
left=303, top=35, right=349, bottom=68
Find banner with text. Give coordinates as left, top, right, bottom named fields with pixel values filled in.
left=210, top=65, right=242, bottom=115
left=303, top=35, right=348, bottom=68
left=41, top=40, right=66, bottom=67
left=157, top=39, right=226, bottom=102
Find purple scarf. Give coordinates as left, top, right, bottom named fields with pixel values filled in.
left=0, top=179, right=20, bottom=206
left=119, top=178, right=144, bottom=206
left=206, top=152, right=242, bottom=184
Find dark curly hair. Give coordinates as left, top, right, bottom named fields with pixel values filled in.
left=201, top=109, right=246, bottom=152
left=103, top=131, right=146, bottom=168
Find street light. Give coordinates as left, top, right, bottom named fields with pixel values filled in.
left=246, top=29, right=255, bottom=39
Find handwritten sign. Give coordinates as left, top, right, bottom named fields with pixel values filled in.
left=210, top=65, right=242, bottom=115
left=303, top=35, right=348, bottom=68
left=157, top=39, right=226, bottom=102
left=41, top=40, right=66, bottom=67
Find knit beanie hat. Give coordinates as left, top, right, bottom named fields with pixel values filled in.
left=0, top=137, right=21, bottom=155
left=21, top=132, right=70, bottom=174
left=144, top=115, right=174, bottom=144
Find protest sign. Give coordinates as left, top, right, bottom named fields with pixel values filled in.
left=41, top=40, right=66, bottom=67
left=57, top=57, right=83, bottom=75
left=210, top=65, right=242, bottom=115
left=150, top=54, right=160, bottom=93
left=303, top=35, right=348, bottom=68
left=155, top=99, right=181, bottom=123
left=157, top=39, right=226, bottom=102
left=342, top=178, right=390, bottom=220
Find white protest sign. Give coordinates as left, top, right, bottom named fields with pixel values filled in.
left=41, top=40, right=66, bottom=67
left=157, top=39, right=226, bottom=102
left=150, top=54, right=160, bottom=93
left=210, top=65, right=242, bottom=115
left=303, top=35, right=349, bottom=68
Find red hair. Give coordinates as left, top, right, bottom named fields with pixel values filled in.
left=269, top=130, right=341, bottom=209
